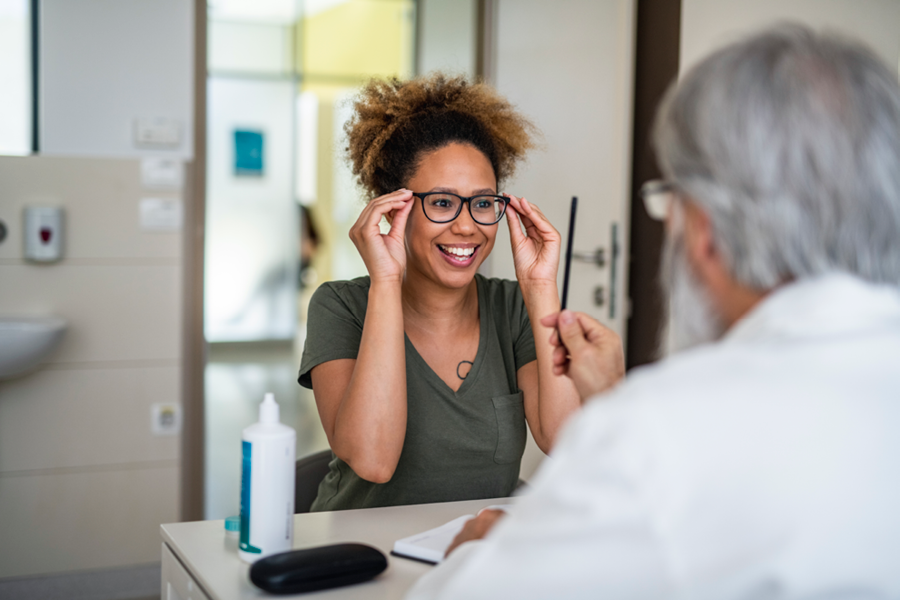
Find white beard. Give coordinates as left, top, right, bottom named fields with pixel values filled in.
left=659, top=232, right=727, bottom=355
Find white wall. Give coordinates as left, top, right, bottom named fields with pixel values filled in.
left=0, top=0, right=193, bottom=583
left=0, top=157, right=182, bottom=578
left=681, top=0, right=900, bottom=75
left=417, top=0, right=477, bottom=77
left=40, top=0, right=194, bottom=159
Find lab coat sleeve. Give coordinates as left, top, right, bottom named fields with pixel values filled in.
left=406, top=393, right=672, bottom=600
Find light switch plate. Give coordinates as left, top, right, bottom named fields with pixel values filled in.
left=134, top=118, right=182, bottom=148
left=140, top=198, right=183, bottom=231
left=141, top=158, right=184, bottom=189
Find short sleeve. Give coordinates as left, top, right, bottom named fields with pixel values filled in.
left=298, top=279, right=369, bottom=389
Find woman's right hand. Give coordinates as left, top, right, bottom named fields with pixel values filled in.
left=348, top=189, right=415, bottom=284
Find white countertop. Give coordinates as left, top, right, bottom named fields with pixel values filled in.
left=161, top=497, right=509, bottom=600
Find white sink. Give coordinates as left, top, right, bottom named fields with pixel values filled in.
left=0, top=317, right=67, bottom=380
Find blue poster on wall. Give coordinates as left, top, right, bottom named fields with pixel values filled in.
left=234, top=129, right=264, bottom=176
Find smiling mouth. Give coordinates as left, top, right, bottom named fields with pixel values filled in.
left=438, top=244, right=478, bottom=263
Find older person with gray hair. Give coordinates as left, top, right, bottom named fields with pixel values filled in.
left=407, top=24, right=900, bottom=600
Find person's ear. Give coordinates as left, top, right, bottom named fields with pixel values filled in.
left=682, top=201, right=717, bottom=269
left=681, top=199, right=768, bottom=327
left=683, top=200, right=733, bottom=311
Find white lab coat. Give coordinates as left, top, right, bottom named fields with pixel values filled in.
left=407, top=273, right=900, bottom=600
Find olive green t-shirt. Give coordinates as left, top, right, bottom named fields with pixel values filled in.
left=298, top=274, right=537, bottom=511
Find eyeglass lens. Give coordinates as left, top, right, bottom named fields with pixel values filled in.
left=421, top=193, right=506, bottom=224
left=640, top=180, right=673, bottom=221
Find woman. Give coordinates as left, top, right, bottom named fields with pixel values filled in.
left=299, top=74, right=583, bottom=511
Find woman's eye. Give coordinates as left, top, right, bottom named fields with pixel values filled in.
left=432, top=198, right=452, bottom=208
left=473, top=200, right=492, bottom=210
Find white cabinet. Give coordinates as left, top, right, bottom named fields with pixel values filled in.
left=162, top=542, right=212, bottom=600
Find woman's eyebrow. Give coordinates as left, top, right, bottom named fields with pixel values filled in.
left=426, top=186, right=497, bottom=195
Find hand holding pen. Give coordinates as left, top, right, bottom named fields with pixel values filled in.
left=541, top=196, right=625, bottom=400
left=540, top=310, right=625, bottom=400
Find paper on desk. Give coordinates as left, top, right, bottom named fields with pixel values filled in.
left=391, top=504, right=513, bottom=565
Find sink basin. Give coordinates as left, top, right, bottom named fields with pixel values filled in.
left=0, top=317, right=67, bottom=380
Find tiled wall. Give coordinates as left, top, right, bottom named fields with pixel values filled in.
left=0, top=156, right=182, bottom=578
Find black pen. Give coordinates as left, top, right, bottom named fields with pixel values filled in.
left=561, top=196, right=577, bottom=310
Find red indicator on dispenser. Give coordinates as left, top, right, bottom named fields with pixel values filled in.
left=40, top=228, right=52, bottom=244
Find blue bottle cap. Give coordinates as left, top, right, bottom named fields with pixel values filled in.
left=225, top=515, right=241, bottom=532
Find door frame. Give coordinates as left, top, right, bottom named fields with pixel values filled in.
left=626, top=0, right=681, bottom=369
left=181, top=0, right=206, bottom=522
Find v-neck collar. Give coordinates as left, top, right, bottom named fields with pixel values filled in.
left=403, top=274, right=489, bottom=397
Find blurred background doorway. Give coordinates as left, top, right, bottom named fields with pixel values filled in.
left=202, top=0, right=477, bottom=519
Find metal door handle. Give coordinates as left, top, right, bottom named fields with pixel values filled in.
left=571, top=248, right=606, bottom=268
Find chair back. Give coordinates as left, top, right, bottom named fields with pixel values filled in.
left=294, top=449, right=333, bottom=513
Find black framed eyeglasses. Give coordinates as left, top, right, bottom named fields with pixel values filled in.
left=413, top=192, right=509, bottom=226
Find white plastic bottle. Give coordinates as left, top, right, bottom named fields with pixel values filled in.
left=239, top=393, right=296, bottom=563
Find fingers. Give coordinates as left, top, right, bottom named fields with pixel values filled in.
left=540, top=313, right=559, bottom=330
left=506, top=195, right=537, bottom=234
left=544, top=311, right=605, bottom=354
left=508, top=196, right=559, bottom=241
left=542, top=311, right=570, bottom=374
left=575, top=313, right=626, bottom=383
left=387, top=195, right=414, bottom=241
left=552, top=344, right=569, bottom=369
left=549, top=328, right=560, bottom=348
left=444, top=518, right=474, bottom=557
left=370, top=189, right=413, bottom=219
left=575, top=312, right=615, bottom=345
left=354, top=190, right=413, bottom=229
left=556, top=310, right=588, bottom=354
left=504, top=197, right=528, bottom=248
left=351, top=189, right=413, bottom=241
left=540, top=314, right=562, bottom=346
left=445, top=510, right=505, bottom=557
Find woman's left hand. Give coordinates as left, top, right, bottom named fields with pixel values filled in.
left=505, top=194, right=561, bottom=287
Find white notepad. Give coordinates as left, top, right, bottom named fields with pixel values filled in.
left=391, top=515, right=473, bottom=564
left=391, top=505, right=512, bottom=565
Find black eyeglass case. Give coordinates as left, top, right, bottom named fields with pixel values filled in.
left=249, top=543, right=388, bottom=594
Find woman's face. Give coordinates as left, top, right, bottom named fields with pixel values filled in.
left=403, top=142, right=499, bottom=290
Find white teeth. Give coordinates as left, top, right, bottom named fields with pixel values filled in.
left=440, top=245, right=475, bottom=257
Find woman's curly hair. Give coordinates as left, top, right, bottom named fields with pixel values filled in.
left=345, top=73, right=537, bottom=199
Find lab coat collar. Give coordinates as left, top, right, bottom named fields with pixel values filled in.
left=722, top=272, right=900, bottom=344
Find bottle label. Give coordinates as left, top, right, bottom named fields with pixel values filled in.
left=239, top=440, right=262, bottom=554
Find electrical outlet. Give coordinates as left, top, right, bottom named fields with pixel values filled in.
left=151, top=403, right=182, bottom=436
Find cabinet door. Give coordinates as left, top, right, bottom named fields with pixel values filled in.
left=161, top=542, right=212, bottom=600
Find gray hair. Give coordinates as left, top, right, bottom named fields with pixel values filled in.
left=653, top=24, right=900, bottom=289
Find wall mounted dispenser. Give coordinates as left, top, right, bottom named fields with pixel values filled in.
left=24, top=207, right=64, bottom=263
